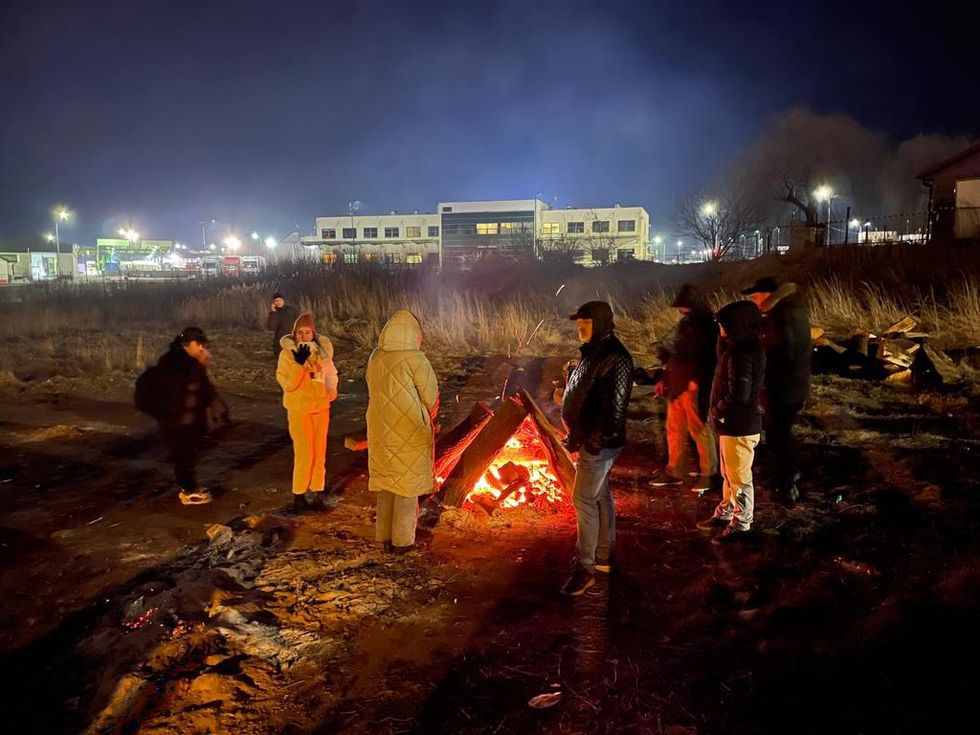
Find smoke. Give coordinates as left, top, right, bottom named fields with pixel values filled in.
left=725, top=108, right=973, bottom=221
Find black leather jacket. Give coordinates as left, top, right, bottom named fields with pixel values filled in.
left=561, top=333, right=634, bottom=453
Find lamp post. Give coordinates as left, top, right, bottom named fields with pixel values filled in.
left=653, top=235, right=663, bottom=262
left=676, top=239, right=683, bottom=264
left=52, top=207, right=72, bottom=257
left=813, top=185, right=834, bottom=245
left=700, top=200, right=719, bottom=257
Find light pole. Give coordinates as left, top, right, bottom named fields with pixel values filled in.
left=53, top=207, right=72, bottom=256
left=676, top=239, right=683, bottom=264
left=700, top=200, right=719, bottom=257
left=813, top=185, right=834, bottom=245
left=653, top=235, right=663, bottom=262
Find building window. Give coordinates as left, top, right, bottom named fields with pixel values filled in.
left=406, top=226, right=422, bottom=238
left=321, top=228, right=336, bottom=239
left=363, top=227, right=378, bottom=238
left=384, top=227, right=399, bottom=238
left=476, top=222, right=499, bottom=235
left=342, top=227, right=356, bottom=239
left=322, top=253, right=337, bottom=264
left=442, top=206, right=453, bottom=212
left=617, top=220, right=636, bottom=232
left=343, top=252, right=358, bottom=264
left=406, top=253, right=423, bottom=265
left=428, top=225, right=439, bottom=237
left=592, top=248, right=609, bottom=263
left=592, top=220, right=610, bottom=233
left=567, top=222, right=584, bottom=233
left=541, top=222, right=561, bottom=236
left=617, top=248, right=635, bottom=261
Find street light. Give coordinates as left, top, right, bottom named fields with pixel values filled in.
left=700, top=201, right=719, bottom=254
left=813, top=185, right=835, bottom=244
left=700, top=201, right=718, bottom=217
left=264, top=237, right=277, bottom=249
left=52, top=207, right=72, bottom=256
left=223, top=235, right=241, bottom=251
left=676, top=239, right=683, bottom=264
left=44, top=233, right=55, bottom=243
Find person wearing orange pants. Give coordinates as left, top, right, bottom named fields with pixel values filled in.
left=276, top=312, right=338, bottom=511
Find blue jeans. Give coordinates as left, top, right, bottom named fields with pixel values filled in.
left=573, top=447, right=621, bottom=573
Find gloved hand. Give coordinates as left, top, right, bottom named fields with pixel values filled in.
left=293, top=344, right=311, bottom=365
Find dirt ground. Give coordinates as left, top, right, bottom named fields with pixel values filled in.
left=2, top=331, right=980, bottom=734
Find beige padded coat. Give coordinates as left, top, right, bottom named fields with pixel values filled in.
left=366, top=310, right=440, bottom=497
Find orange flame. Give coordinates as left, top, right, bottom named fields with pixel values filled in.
left=464, top=417, right=566, bottom=511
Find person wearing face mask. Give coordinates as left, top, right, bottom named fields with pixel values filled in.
left=276, top=312, right=339, bottom=511
left=558, top=300, right=634, bottom=596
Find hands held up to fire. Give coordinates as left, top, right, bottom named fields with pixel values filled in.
left=293, top=344, right=311, bottom=365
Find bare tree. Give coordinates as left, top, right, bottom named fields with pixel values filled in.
left=674, top=190, right=762, bottom=260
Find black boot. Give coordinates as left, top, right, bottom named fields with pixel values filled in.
left=292, top=493, right=308, bottom=512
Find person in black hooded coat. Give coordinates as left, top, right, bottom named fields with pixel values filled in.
left=700, top=301, right=765, bottom=543
left=147, top=327, right=228, bottom=505
left=650, top=284, right=719, bottom=490
left=558, top=300, right=634, bottom=596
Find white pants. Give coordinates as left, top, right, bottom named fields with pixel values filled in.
left=713, top=434, right=760, bottom=530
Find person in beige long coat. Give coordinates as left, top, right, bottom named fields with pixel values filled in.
left=366, top=310, right=439, bottom=552
left=277, top=312, right=338, bottom=511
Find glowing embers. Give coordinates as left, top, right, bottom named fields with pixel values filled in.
left=465, top=417, right=566, bottom=514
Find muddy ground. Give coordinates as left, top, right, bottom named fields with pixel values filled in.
left=2, top=331, right=980, bottom=734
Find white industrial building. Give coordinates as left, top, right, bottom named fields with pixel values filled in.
left=303, top=199, right=651, bottom=267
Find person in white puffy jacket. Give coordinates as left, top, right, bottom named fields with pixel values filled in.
left=276, top=312, right=338, bottom=511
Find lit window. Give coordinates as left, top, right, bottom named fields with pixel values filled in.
left=384, top=227, right=399, bottom=238
left=476, top=223, right=499, bottom=235
left=406, top=226, right=422, bottom=238
left=343, top=252, right=358, bottom=264
left=342, top=227, right=356, bottom=239
left=406, top=253, right=423, bottom=264
left=541, top=222, right=561, bottom=236
left=363, top=227, right=378, bottom=238
left=567, top=222, right=584, bottom=233
left=321, top=228, right=336, bottom=239
left=428, top=226, right=439, bottom=237
left=322, top=253, right=337, bottom=264
left=592, top=220, right=610, bottom=233
left=617, top=220, right=636, bottom=232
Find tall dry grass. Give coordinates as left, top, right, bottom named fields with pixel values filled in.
left=1, top=246, right=978, bottom=379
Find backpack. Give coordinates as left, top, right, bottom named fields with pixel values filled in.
left=134, top=364, right=163, bottom=417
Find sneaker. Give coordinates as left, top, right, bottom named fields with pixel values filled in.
left=711, top=525, right=752, bottom=545
left=648, top=469, right=685, bottom=487
left=390, top=543, right=417, bottom=555
left=560, top=567, right=596, bottom=596
left=697, top=516, right=729, bottom=531
left=178, top=488, right=212, bottom=505
left=690, top=475, right=716, bottom=494
left=594, top=558, right=613, bottom=574
left=292, top=493, right=308, bottom=512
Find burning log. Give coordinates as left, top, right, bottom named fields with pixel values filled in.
left=440, top=396, right=530, bottom=507
left=514, top=388, right=576, bottom=494
left=434, top=402, right=493, bottom=482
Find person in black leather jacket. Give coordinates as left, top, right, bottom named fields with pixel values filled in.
left=558, top=300, right=634, bottom=596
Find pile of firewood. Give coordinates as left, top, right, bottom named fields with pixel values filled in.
left=812, top=315, right=962, bottom=388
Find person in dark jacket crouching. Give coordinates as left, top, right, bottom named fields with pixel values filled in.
left=558, top=301, right=634, bottom=595
left=150, top=327, right=229, bottom=505
left=740, top=276, right=811, bottom=503
left=698, top=301, right=765, bottom=543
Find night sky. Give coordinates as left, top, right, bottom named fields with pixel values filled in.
left=1, top=0, right=976, bottom=245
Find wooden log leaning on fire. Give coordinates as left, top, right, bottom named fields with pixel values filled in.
left=440, top=396, right=531, bottom=508
left=433, top=402, right=493, bottom=482
left=514, top=388, right=576, bottom=495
